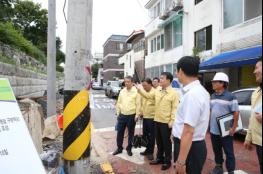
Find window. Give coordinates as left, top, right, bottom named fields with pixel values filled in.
left=116, top=43, right=124, bottom=51
left=154, top=67, right=160, bottom=78
left=127, top=43, right=132, bottom=50
left=165, top=23, right=173, bottom=51
left=160, top=66, right=164, bottom=74
left=245, top=0, right=262, bottom=21
left=224, top=0, right=262, bottom=29
left=153, top=38, right=157, bottom=52
left=157, top=36, right=161, bottom=51
left=234, top=91, right=253, bottom=106
left=223, top=0, right=243, bottom=29
left=165, top=64, right=173, bottom=74
left=151, top=40, right=154, bottom=53
left=164, top=17, right=183, bottom=50
left=161, top=34, right=165, bottom=49
left=195, top=25, right=212, bottom=52
left=150, top=34, right=164, bottom=53
left=195, top=0, right=203, bottom=5
left=173, top=16, right=183, bottom=48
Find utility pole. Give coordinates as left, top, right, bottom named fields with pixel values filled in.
left=63, top=0, right=93, bottom=173
left=47, top=0, right=56, bottom=117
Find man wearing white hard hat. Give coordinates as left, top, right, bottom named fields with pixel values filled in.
left=210, top=72, right=240, bottom=174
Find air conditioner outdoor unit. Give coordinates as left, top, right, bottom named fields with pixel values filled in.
left=170, top=0, right=183, bottom=11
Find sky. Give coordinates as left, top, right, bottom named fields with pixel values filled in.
left=32, top=0, right=150, bottom=54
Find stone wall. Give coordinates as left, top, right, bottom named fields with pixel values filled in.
left=0, top=62, right=48, bottom=98
left=0, top=43, right=47, bottom=72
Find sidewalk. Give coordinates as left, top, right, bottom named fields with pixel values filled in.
left=92, top=128, right=260, bottom=174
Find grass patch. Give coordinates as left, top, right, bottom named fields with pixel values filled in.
left=0, top=53, right=16, bottom=65
left=0, top=22, right=46, bottom=64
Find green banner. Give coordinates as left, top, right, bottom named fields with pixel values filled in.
left=0, top=79, right=16, bottom=101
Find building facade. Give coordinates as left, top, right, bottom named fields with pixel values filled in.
left=103, top=35, right=130, bottom=82
left=119, top=30, right=147, bottom=82
left=144, top=0, right=184, bottom=79
left=144, top=0, right=262, bottom=91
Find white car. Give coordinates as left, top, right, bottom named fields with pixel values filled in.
left=92, top=82, right=103, bottom=90
left=233, top=88, right=257, bottom=134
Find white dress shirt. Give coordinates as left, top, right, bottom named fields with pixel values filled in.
left=172, top=80, right=210, bottom=141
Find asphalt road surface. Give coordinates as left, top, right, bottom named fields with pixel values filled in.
left=90, top=90, right=117, bottom=129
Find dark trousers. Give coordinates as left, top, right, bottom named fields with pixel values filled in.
left=257, top=145, right=262, bottom=174
left=174, top=137, right=207, bottom=174
left=211, top=134, right=236, bottom=172
left=117, top=114, right=136, bottom=151
left=155, top=122, right=172, bottom=164
left=143, top=118, right=155, bottom=154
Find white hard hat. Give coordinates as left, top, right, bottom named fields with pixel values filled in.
left=212, top=72, right=229, bottom=83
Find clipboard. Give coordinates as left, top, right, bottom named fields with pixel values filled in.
left=216, top=113, right=243, bottom=137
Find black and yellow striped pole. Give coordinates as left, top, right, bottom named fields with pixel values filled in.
left=63, top=0, right=93, bottom=172
left=63, top=90, right=91, bottom=161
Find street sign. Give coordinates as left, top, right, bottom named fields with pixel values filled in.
left=0, top=78, right=46, bottom=174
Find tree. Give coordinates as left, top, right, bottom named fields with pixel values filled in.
left=12, top=0, right=48, bottom=53
left=56, top=37, right=65, bottom=72
left=92, top=63, right=100, bottom=79
left=0, top=0, right=16, bottom=22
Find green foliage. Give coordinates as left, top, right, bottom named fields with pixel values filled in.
left=56, top=37, right=65, bottom=64
left=0, top=0, right=16, bottom=22
left=0, top=53, right=16, bottom=65
left=192, top=47, right=201, bottom=57
left=92, top=63, right=100, bottom=79
left=0, top=22, right=46, bottom=64
left=12, top=0, right=48, bottom=52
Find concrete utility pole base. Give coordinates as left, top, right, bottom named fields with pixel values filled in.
left=65, top=159, right=91, bottom=174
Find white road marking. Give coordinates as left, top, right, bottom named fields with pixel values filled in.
left=94, top=125, right=141, bottom=133
left=224, top=171, right=248, bottom=174
left=96, top=104, right=102, bottom=109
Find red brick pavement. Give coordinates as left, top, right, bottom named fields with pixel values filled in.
left=93, top=129, right=261, bottom=174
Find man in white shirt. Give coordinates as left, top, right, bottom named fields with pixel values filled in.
left=173, top=56, right=210, bottom=174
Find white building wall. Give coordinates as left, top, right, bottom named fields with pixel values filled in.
left=185, top=0, right=262, bottom=60
left=144, top=0, right=262, bottom=74
left=119, top=51, right=135, bottom=77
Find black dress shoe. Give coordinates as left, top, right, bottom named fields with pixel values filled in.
left=127, top=150, right=133, bottom=156
left=140, top=151, right=149, bottom=156
left=112, top=149, right=122, bottom=156
left=147, top=154, right=154, bottom=161
left=150, top=159, right=164, bottom=165
left=161, top=164, right=171, bottom=171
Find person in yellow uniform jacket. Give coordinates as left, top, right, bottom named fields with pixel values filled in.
left=135, top=78, right=156, bottom=161
left=245, top=57, right=262, bottom=174
left=113, top=76, right=141, bottom=157
left=136, top=72, right=180, bottom=171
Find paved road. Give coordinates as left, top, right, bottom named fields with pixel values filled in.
left=90, top=90, right=117, bottom=129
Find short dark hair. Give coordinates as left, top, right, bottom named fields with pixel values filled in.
left=142, top=78, right=153, bottom=85
left=153, top=77, right=160, bottom=82
left=177, top=56, right=200, bottom=77
left=125, top=76, right=134, bottom=82
left=161, top=72, right=173, bottom=83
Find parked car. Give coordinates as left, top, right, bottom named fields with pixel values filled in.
left=233, top=88, right=257, bottom=135
left=92, top=82, right=103, bottom=90
left=105, top=81, right=121, bottom=98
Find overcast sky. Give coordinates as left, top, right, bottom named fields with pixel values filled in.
left=32, top=0, right=149, bottom=54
